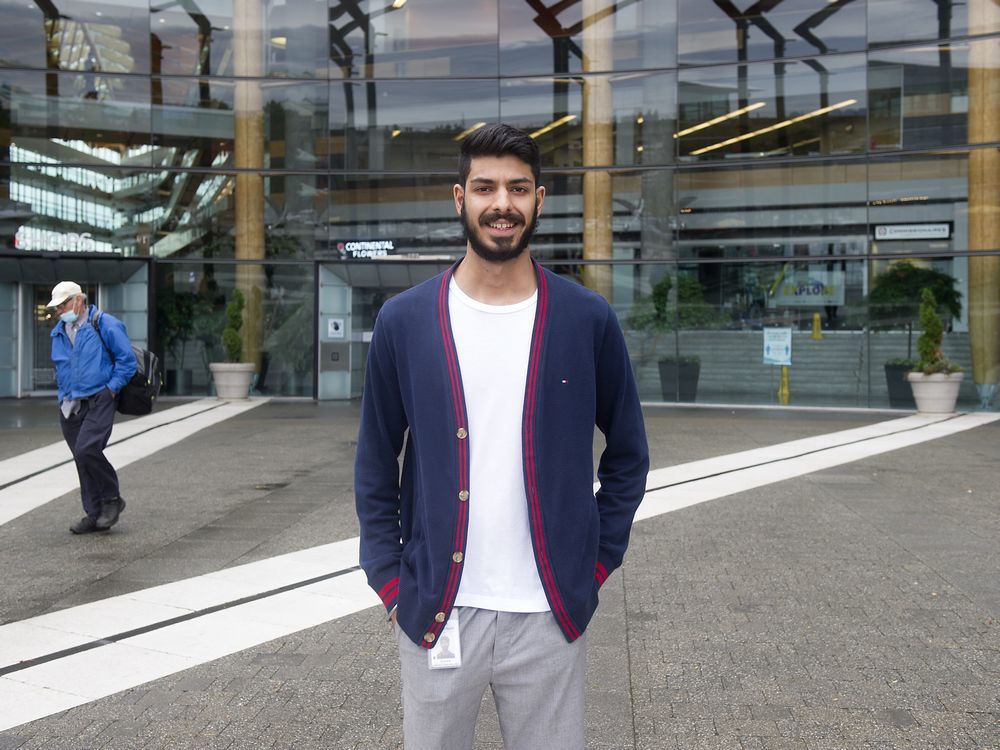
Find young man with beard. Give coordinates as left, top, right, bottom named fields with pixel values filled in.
left=355, top=123, right=648, bottom=749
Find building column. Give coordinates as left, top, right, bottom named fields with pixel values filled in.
left=967, top=0, right=1000, bottom=407
left=581, top=0, right=613, bottom=300
left=233, top=0, right=266, bottom=372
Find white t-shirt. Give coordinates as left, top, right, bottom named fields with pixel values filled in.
left=449, top=278, right=550, bottom=613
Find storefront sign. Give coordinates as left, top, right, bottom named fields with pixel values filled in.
left=336, top=240, right=396, bottom=259
left=763, top=327, right=792, bottom=366
left=771, top=270, right=845, bottom=307
left=14, top=227, right=115, bottom=254
left=873, top=223, right=951, bottom=241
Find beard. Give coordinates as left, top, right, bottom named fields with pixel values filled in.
left=461, top=203, right=540, bottom=264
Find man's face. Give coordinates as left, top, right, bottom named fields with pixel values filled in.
left=454, top=154, right=544, bottom=264
left=54, top=295, right=82, bottom=318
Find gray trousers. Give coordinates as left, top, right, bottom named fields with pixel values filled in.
left=396, top=607, right=586, bottom=750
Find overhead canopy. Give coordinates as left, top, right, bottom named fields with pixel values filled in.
left=0, top=254, right=148, bottom=284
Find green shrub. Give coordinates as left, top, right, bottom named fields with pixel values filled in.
left=914, top=288, right=961, bottom=375
left=222, top=289, right=245, bottom=363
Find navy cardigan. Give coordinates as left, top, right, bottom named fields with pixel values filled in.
left=355, top=261, right=649, bottom=648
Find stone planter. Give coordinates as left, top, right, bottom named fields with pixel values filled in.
left=906, top=371, right=963, bottom=415
left=658, top=360, right=700, bottom=402
left=209, top=362, right=256, bottom=400
left=884, top=363, right=916, bottom=409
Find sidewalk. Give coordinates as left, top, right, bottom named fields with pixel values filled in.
left=0, top=399, right=997, bottom=749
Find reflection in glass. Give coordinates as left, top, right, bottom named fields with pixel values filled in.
left=0, top=0, right=151, bottom=73
left=676, top=159, right=868, bottom=260
left=330, top=79, right=499, bottom=171
left=156, top=262, right=315, bottom=396
left=678, top=0, right=866, bottom=66
left=500, top=72, right=675, bottom=168
left=677, top=55, right=866, bottom=160
left=869, top=39, right=998, bottom=151
left=869, top=0, right=1000, bottom=47
left=499, top=0, right=675, bottom=76
left=152, top=78, right=329, bottom=169
left=2, top=69, right=152, bottom=161
left=329, top=0, right=498, bottom=79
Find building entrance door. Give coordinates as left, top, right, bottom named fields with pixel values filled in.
left=26, top=283, right=97, bottom=393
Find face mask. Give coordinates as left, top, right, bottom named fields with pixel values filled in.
left=60, top=309, right=78, bottom=324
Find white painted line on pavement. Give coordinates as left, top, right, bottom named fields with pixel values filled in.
left=0, top=400, right=225, bottom=488
left=0, top=410, right=997, bottom=731
left=634, top=412, right=1000, bottom=520
left=0, top=399, right=269, bottom=527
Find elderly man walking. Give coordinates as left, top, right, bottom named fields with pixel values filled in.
left=48, top=281, right=136, bottom=534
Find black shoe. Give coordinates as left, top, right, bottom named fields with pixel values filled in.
left=95, top=497, right=126, bottom=530
left=70, top=515, right=102, bottom=534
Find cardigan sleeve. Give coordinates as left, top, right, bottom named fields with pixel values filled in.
left=593, top=305, right=649, bottom=587
left=354, top=310, right=409, bottom=614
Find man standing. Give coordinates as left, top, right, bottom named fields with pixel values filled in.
left=355, top=124, right=648, bottom=749
left=49, top=281, right=135, bottom=534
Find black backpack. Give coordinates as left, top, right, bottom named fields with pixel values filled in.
left=92, top=310, right=162, bottom=416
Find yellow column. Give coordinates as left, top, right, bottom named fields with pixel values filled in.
left=233, top=0, right=266, bottom=372
left=581, top=0, right=613, bottom=300
left=967, top=0, right=1000, bottom=401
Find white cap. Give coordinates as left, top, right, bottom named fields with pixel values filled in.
left=47, top=281, right=83, bottom=308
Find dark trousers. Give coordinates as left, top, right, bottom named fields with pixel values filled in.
left=59, top=389, right=120, bottom=517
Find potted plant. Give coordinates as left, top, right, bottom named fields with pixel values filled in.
left=906, top=288, right=964, bottom=414
left=208, top=289, right=256, bottom=399
left=868, top=262, right=961, bottom=408
left=629, top=274, right=725, bottom=402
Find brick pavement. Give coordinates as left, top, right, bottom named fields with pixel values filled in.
left=0, top=402, right=996, bottom=749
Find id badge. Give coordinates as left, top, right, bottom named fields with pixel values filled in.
left=428, top=610, right=462, bottom=670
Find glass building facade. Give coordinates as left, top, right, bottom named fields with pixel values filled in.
left=1, top=0, right=998, bottom=408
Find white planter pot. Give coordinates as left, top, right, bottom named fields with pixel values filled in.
left=906, top=371, right=964, bottom=415
left=209, top=362, right=256, bottom=400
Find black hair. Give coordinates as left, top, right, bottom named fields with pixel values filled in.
left=457, top=123, right=541, bottom=188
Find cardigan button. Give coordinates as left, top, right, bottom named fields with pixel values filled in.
left=456, top=427, right=468, bottom=439
left=435, top=612, right=446, bottom=622
left=452, top=551, right=464, bottom=563
left=423, top=632, right=436, bottom=643
left=458, top=490, right=469, bottom=501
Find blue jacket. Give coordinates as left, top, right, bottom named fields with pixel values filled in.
left=355, top=262, right=649, bottom=648
left=51, top=305, right=137, bottom=402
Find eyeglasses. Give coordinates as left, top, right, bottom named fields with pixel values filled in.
left=55, top=298, right=75, bottom=313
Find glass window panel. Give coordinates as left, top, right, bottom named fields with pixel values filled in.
left=500, top=71, right=675, bottom=168
left=675, top=159, right=869, bottom=260
left=0, top=0, right=150, bottom=73
left=264, top=0, right=329, bottom=78
left=677, top=54, right=867, bottom=161
left=329, top=79, right=499, bottom=171
left=154, top=262, right=315, bottom=396
left=869, top=0, right=1000, bottom=47
left=326, top=174, right=463, bottom=260
left=678, top=0, right=866, bottom=66
left=329, top=0, right=498, bottom=79
left=868, top=151, right=969, bottom=257
left=154, top=0, right=234, bottom=77
left=1, top=69, right=152, bottom=165
left=498, top=0, right=676, bottom=76
left=151, top=78, right=328, bottom=170
left=6, top=163, right=156, bottom=256
left=612, top=259, right=871, bottom=405
left=869, top=39, right=999, bottom=151
left=83, top=170, right=328, bottom=261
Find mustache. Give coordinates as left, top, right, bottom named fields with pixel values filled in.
left=479, top=212, right=523, bottom=226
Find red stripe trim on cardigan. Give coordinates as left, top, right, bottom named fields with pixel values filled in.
left=522, top=269, right=580, bottom=640
left=595, top=561, right=609, bottom=586
left=378, top=577, right=400, bottom=604
left=427, top=269, right=470, bottom=648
